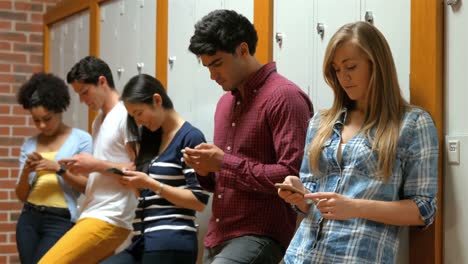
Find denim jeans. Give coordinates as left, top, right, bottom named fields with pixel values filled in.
left=203, top=235, right=285, bottom=264
left=16, top=204, right=73, bottom=264
left=101, top=249, right=197, bottom=264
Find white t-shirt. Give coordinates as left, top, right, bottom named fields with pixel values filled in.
left=79, top=101, right=138, bottom=230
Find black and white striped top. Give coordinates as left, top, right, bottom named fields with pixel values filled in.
left=131, top=122, right=210, bottom=253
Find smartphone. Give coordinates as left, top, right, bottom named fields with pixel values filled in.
left=274, top=183, right=305, bottom=196
left=106, top=167, right=125, bottom=176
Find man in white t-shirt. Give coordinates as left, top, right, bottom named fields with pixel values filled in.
left=39, top=56, right=138, bottom=263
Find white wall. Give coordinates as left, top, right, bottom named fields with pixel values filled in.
left=444, top=1, right=468, bottom=263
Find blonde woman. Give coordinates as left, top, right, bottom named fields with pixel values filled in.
left=278, top=21, right=438, bottom=263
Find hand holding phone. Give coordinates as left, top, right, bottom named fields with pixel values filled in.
left=274, top=183, right=306, bottom=196
left=106, top=167, right=125, bottom=176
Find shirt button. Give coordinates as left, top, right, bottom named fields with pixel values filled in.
left=231, top=122, right=236, bottom=127
left=218, top=194, right=222, bottom=199
left=253, top=89, right=257, bottom=93
left=227, top=146, right=231, bottom=151
left=236, top=101, right=240, bottom=105
left=216, top=218, right=220, bottom=222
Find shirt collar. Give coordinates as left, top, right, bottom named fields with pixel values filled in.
left=231, top=62, right=277, bottom=101
left=335, top=108, right=348, bottom=126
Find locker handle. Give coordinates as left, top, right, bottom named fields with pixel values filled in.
left=275, top=32, right=284, bottom=47
left=365, top=11, right=374, bottom=24
left=316, top=23, right=324, bottom=38
left=137, top=63, right=144, bottom=73
left=117, top=67, right=124, bottom=78
left=168, top=56, right=176, bottom=69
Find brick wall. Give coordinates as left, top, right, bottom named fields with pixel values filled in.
left=0, top=0, right=60, bottom=263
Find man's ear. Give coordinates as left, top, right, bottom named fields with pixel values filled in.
left=238, top=42, right=250, bottom=57
left=98, top=76, right=108, bottom=87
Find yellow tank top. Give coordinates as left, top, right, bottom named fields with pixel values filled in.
left=27, top=152, right=67, bottom=208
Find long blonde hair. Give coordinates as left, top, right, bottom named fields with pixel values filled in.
left=309, top=21, right=408, bottom=181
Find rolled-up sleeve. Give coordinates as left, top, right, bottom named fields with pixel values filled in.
left=402, top=110, right=439, bottom=226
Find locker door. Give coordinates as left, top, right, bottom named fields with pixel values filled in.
left=190, top=0, right=224, bottom=143
left=224, top=0, right=253, bottom=20
left=100, top=0, right=123, bottom=90
left=49, top=12, right=90, bottom=131
left=273, top=0, right=314, bottom=96
left=361, top=0, right=410, bottom=100
left=119, top=0, right=140, bottom=91
left=49, top=22, right=62, bottom=77
left=313, top=0, right=360, bottom=111
left=63, top=13, right=89, bottom=131
left=137, top=0, right=156, bottom=76
left=167, top=0, right=197, bottom=126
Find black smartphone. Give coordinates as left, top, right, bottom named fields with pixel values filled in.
left=106, top=167, right=125, bottom=176
left=274, top=183, right=305, bottom=196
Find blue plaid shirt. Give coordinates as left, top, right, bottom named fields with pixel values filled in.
left=284, top=107, right=438, bottom=264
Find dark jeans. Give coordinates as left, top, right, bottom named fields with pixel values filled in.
left=16, top=203, right=73, bottom=264
left=203, top=235, right=285, bottom=264
left=101, top=249, right=197, bottom=264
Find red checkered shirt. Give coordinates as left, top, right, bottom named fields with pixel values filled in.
left=198, top=62, right=314, bottom=248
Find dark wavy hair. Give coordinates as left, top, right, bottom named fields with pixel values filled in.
left=122, top=74, right=174, bottom=173
left=66, top=56, right=116, bottom=89
left=188, top=9, right=258, bottom=56
left=17, top=72, right=70, bottom=113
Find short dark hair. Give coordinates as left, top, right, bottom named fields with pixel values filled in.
left=66, top=56, right=115, bottom=89
left=188, top=9, right=258, bottom=56
left=17, top=72, right=70, bottom=113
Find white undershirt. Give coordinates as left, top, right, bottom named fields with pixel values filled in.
left=337, top=143, right=347, bottom=163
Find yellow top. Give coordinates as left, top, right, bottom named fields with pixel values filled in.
left=27, top=152, right=67, bottom=208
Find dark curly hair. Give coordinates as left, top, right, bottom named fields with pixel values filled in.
left=17, top=72, right=70, bottom=113
left=188, top=9, right=258, bottom=56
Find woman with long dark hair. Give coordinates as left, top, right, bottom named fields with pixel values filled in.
left=102, top=74, right=209, bottom=264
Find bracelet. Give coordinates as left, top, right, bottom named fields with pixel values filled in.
left=156, top=182, right=165, bottom=195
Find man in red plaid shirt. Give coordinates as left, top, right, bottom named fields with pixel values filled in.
left=184, top=9, right=314, bottom=264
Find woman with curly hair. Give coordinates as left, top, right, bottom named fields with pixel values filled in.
left=15, top=72, right=92, bottom=264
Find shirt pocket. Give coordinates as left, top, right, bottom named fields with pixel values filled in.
left=318, top=138, right=334, bottom=173
left=350, top=141, right=383, bottom=181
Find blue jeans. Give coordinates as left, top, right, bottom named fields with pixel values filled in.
left=16, top=204, right=74, bottom=264
left=203, top=235, right=285, bottom=264
left=101, top=249, right=197, bottom=264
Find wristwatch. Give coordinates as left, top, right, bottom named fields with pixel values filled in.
left=56, top=164, right=67, bottom=175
